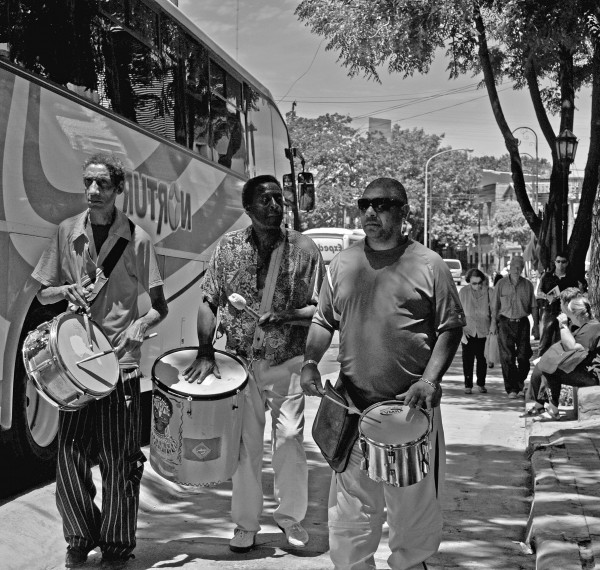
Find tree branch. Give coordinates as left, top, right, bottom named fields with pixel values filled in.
left=525, top=58, right=557, bottom=161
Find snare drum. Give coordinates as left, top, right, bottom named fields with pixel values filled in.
left=22, top=312, right=119, bottom=410
left=359, top=401, right=431, bottom=487
left=150, top=347, right=248, bottom=487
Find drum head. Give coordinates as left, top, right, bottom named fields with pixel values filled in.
left=152, top=348, right=248, bottom=400
left=360, top=401, right=429, bottom=446
left=55, top=313, right=119, bottom=396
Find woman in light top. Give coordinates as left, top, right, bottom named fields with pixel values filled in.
left=458, top=268, right=494, bottom=394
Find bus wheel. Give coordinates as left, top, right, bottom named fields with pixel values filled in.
left=7, top=306, right=60, bottom=465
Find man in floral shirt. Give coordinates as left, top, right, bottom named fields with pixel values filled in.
left=184, top=175, right=324, bottom=553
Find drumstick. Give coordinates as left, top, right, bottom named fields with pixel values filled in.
left=76, top=333, right=158, bottom=365
left=323, top=394, right=382, bottom=423
left=83, top=312, right=93, bottom=350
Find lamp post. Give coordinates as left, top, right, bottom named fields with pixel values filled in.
left=555, top=129, right=578, bottom=253
left=424, top=148, right=473, bottom=248
left=512, top=126, right=539, bottom=210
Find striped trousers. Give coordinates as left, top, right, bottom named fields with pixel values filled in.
left=55, top=370, right=145, bottom=558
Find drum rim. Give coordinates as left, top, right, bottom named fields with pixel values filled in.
left=151, top=346, right=248, bottom=400
left=359, top=400, right=431, bottom=448
left=49, top=312, right=119, bottom=397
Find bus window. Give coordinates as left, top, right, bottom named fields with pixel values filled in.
left=271, top=104, right=290, bottom=180
left=183, top=37, right=210, bottom=154
left=247, top=90, right=275, bottom=176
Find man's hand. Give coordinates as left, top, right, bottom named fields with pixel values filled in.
left=300, top=362, right=323, bottom=396
left=397, top=379, right=441, bottom=410
left=64, top=283, right=92, bottom=312
left=182, top=356, right=221, bottom=384
left=257, top=310, right=289, bottom=331
left=114, top=320, right=147, bottom=358
left=489, top=321, right=497, bottom=335
left=557, top=313, right=569, bottom=327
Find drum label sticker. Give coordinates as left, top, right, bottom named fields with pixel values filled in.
left=151, top=392, right=178, bottom=459
left=380, top=407, right=403, bottom=415
left=183, top=437, right=222, bottom=462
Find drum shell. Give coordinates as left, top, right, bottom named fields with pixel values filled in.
left=149, top=349, right=247, bottom=487
left=22, top=315, right=117, bottom=410
left=359, top=402, right=430, bottom=487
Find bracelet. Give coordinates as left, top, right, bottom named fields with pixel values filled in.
left=420, top=378, right=439, bottom=391
left=301, top=359, right=319, bottom=371
left=197, top=344, right=215, bottom=358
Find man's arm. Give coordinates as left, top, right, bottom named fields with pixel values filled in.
left=300, top=322, right=335, bottom=397
left=490, top=283, right=500, bottom=334
left=399, top=327, right=463, bottom=410
left=114, top=285, right=168, bottom=357
left=258, top=305, right=317, bottom=329
left=37, top=283, right=91, bottom=311
left=182, top=296, right=220, bottom=383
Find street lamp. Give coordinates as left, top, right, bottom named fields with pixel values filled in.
left=424, top=148, right=473, bottom=248
left=512, top=126, right=539, bottom=210
left=555, top=129, right=578, bottom=252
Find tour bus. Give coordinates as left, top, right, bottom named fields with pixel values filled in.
left=303, top=228, right=366, bottom=265
left=0, top=0, right=294, bottom=467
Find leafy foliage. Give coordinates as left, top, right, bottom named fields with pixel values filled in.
left=489, top=200, right=532, bottom=249
left=288, top=112, right=479, bottom=247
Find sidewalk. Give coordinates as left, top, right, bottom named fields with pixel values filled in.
left=525, top=391, right=600, bottom=569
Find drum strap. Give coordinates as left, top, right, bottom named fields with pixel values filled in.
left=251, top=235, right=285, bottom=356
left=85, top=220, right=135, bottom=305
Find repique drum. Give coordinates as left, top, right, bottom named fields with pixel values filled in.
left=22, top=312, right=119, bottom=410
left=150, top=347, right=248, bottom=487
left=359, top=401, right=431, bottom=487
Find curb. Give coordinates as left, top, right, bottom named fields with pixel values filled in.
left=526, top=425, right=600, bottom=569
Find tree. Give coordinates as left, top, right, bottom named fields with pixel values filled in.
left=288, top=112, right=480, bottom=249
left=296, top=0, right=600, bottom=280
left=489, top=200, right=532, bottom=258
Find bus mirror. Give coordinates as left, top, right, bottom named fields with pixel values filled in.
left=282, top=174, right=294, bottom=205
left=298, top=172, right=315, bottom=212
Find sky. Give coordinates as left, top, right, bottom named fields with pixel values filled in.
left=178, top=0, right=591, bottom=173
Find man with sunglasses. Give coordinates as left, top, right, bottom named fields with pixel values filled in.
left=301, top=177, right=465, bottom=570
left=31, top=153, right=168, bottom=568
left=537, top=252, right=584, bottom=356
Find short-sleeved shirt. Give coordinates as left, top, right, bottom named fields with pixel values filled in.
left=31, top=209, right=164, bottom=367
left=313, top=238, right=465, bottom=405
left=573, top=320, right=600, bottom=354
left=539, top=270, right=581, bottom=315
left=493, top=275, right=536, bottom=320
left=201, top=226, right=324, bottom=365
left=459, top=285, right=493, bottom=338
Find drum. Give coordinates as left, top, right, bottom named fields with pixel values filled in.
left=359, top=401, right=431, bottom=487
left=22, top=312, right=119, bottom=410
left=150, top=347, right=248, bottom=487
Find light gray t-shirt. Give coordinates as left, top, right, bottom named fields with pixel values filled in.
left=313, top=238, right=465, bottom=404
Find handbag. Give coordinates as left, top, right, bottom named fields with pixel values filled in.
left=312, top=379, right=360, bottom=473
left=484, top=333, right=500, bottom=366
left=537, top=343, right=589, bottom=375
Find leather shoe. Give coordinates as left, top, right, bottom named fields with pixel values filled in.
left=65, top=547, right=88, bottom=568
left=229, top=529, right=257, bottom=553
left=100, top=554, right=134, bottom=569
left=278, top=523, right=309, bottom=547
left=464, top=387, right=472, bottom=394
left=507, top=392, right=518, bottom=399
left=478, top=386, right=487, bottom=393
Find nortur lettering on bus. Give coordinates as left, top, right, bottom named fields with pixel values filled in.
left=122, top=170, right=193, bottom=235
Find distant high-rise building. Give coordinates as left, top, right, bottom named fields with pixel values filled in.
left=368, top=117, right=391, bottom=142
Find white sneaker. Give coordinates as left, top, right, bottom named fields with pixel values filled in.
left=279, top=523, right=309, bottom=547
left=229, top=528, right=256, bottom=553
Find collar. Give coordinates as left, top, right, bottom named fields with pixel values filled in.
left=73, top=209, right=133, bottom=242
left=243, top=225, right=285, bottom=249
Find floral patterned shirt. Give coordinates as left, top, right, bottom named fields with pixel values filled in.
left=201, top=226, right=325, bottom=365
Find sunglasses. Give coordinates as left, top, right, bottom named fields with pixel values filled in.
left=357, top=198, right=404, bottom=213
left=470, top=280, right=483, bottom=286
left=84, top=176, right=113, bottom=191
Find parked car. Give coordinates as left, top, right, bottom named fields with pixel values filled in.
left=443, top=259, right=463, bottom=284
left=303, top=228, right=366, bottom=265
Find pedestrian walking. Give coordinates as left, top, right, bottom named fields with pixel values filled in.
left=491, top=256, right=538, bottom=399
left=182, top=174, right=324, bottom=553
left=31, top=153, right=168, bottom=568
left=459, top=268, right=493, bottom=394
left=300, top=177, right=465, bottom=570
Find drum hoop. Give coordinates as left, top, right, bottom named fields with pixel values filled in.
left=359, top=400, right=431, bottom=448
left=151, top=346, right=249, bottom=401
left=49, top=313, right=117, bottom=397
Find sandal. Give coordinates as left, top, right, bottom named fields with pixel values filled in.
left=533, top=410, right=561, bottom=422
left=520, top=405, right=544, bottom=418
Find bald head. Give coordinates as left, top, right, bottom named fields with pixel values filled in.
left=365, top=178, right=408, bottom=206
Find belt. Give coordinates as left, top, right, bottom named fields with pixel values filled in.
left=499, top=315, right=527, bottom=323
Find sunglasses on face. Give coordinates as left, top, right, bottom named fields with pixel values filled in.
left=470, top=280, right=483, bottom=286
left=84, top=176, right=113, bottom=191
left=357, top=198, right=404, bottom=213
left=556, top=260, right=568, bottom=264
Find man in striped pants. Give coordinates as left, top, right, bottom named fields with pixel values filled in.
left=32, top=153, right=168, bottom=568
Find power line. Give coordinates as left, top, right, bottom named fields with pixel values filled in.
left=276, top=39, right=325, bottom=104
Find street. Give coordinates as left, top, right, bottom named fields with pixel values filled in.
left=0, top=337, right=535, bottom=569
